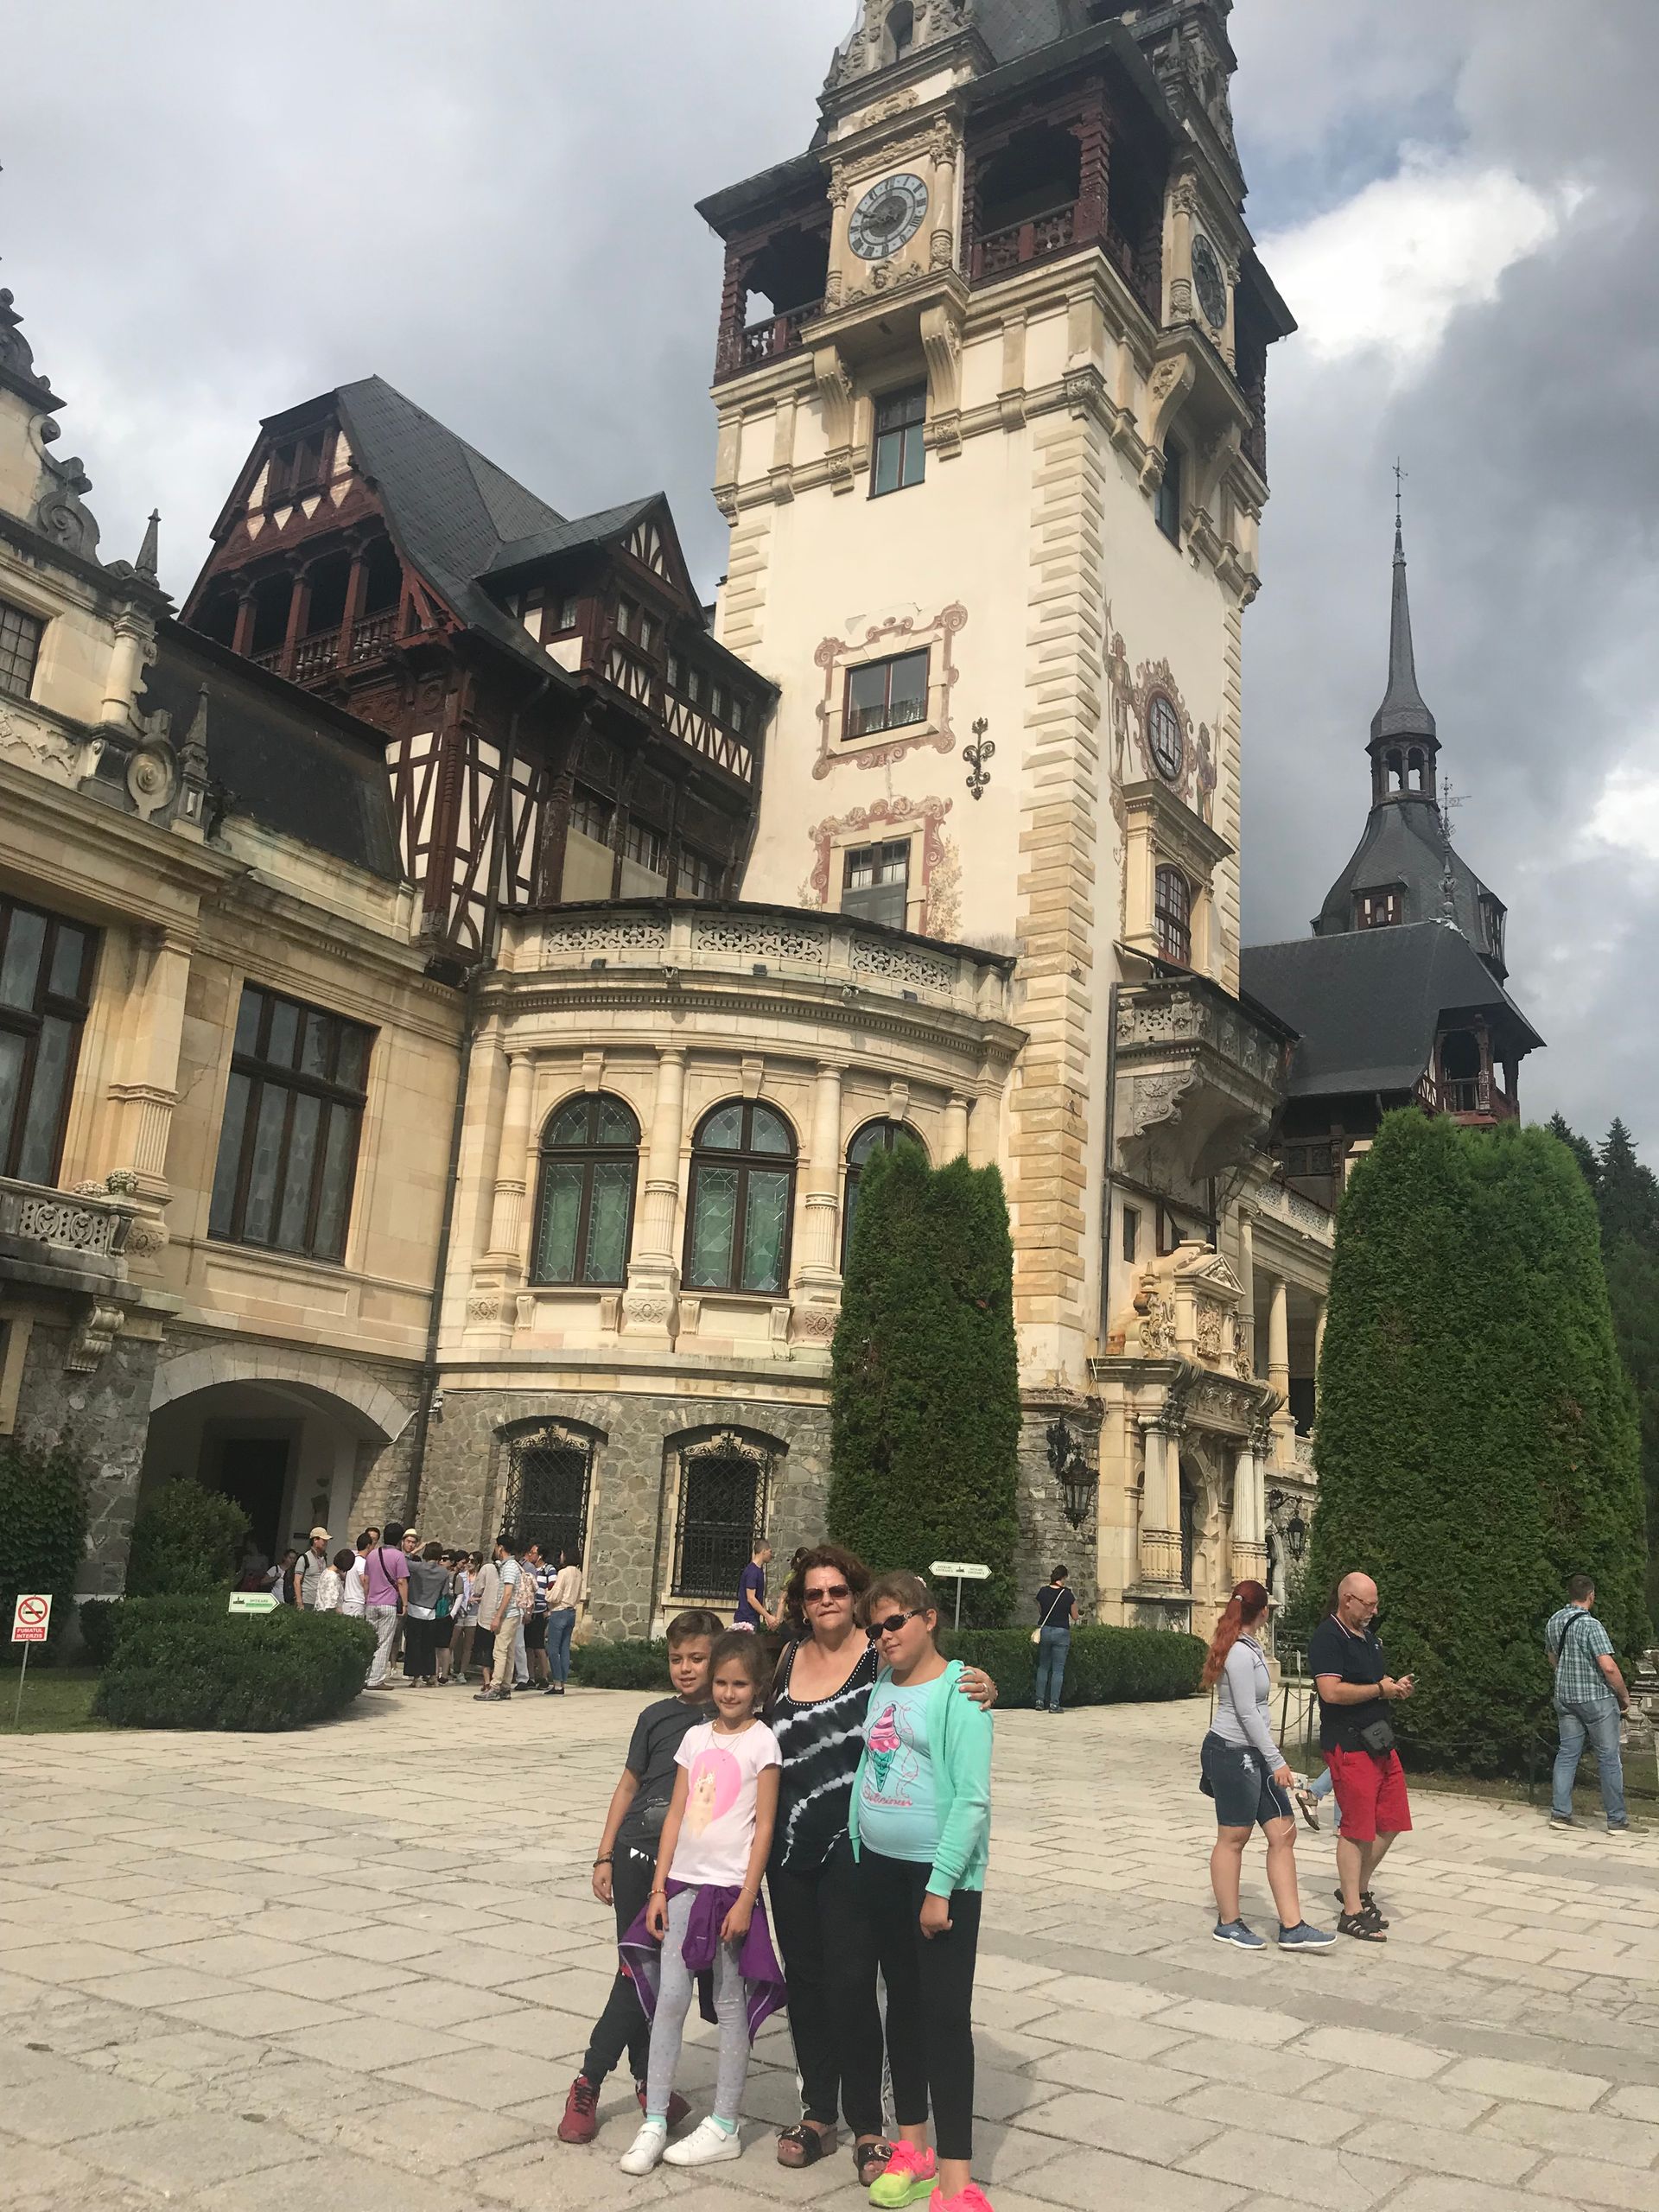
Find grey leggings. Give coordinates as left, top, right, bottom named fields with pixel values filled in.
left=645, top=1887, right=750, bottom=2127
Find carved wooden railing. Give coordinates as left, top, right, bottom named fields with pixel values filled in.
left=718, top=300, right=823, bottom=381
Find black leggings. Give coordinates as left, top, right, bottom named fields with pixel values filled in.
left=862, top=1848, right=981, bottom=2163
left=767, top=1833, right=884, bottom=2137
left=582, top=1843, right=655, bottom=2084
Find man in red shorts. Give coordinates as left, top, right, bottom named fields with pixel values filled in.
left=1309, top=1573, right=1414, bottom=1942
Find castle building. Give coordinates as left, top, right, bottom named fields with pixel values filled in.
left=0, top=2, right=1362, bottom=1632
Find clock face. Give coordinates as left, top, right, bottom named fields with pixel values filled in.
left=1191, top=235, right=1227, bottom=328
left=1147, top=693, right=1185, bottom=782
left=849, top=173, right=930, bottom=262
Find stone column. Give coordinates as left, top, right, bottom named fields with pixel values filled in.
left=484, top=1050, right=535, bottom=1274
left=624, top=1048, right=687, bottom=1340
left=943, top=1094, right=970, bottom=1162
left=1231, top=1440, right=1268, bottom=1585
left=798, top=1061, right=844, bottom=1285
left=100, top=609, right=152, bottom=727
left=104, top=927, right=191, bottom=1268
left=1237, top=1205, right=1255, bottom=1349
left=930, top=135, right=958, bottom=270
left=1137, top=1421, right=1182, bottom=1587
left=1268, top=1275, right=1290, bottom=1400
left=967, top=1083, right=998, bottom=1168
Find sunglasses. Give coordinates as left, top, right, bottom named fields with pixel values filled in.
left=804, top=1584, right=851, bottom=1605
left=867, top=1607, right=924, bottom=1640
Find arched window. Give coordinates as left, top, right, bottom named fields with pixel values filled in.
left=842, top=1120, right=925, bottom=1268
left=1407, top=747, right=1427, bottom=792
left=684, top=1101, right=796, bottom=1294
left=671, top=1427, right=776, bottom=1602
left=1154, top=866, right=1192, bottom=967
left=501, top=1421, right=595, bottom=1565
left=887, top=2, right=914, bottom=59
left=531, top=1095, right=639, bottom=1287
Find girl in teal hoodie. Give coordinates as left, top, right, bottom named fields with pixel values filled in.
left=849, top=1571, right=995, bottom=2212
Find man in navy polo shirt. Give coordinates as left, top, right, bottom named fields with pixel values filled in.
left=1310, top=1573, right=1414, bottom=1942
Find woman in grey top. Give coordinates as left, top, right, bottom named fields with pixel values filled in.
left=1199, top=1580, right=1333, bottom=1951
left=402, top=1542, right=452, bottom=1686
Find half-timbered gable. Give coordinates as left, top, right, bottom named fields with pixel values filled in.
left=182, top=384, right=773, bottom=968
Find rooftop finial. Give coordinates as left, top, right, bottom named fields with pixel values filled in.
left=136, top=509, right=160, bottom=580
left=1370, top=472, right=1436, bottom=746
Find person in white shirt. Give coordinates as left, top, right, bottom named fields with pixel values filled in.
left=340, top=1530, right=375, bottom=1620
left=315, top=1550, right=351, bottom=1613
left=545, top=1546, right=586, bottom=1695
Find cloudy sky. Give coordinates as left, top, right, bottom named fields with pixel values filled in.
left=6, top=1, right=1656, bottom=1154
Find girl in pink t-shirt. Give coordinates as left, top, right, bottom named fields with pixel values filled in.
left=620, top=1632, right=782, bottom=2177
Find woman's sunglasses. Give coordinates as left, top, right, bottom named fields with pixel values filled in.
left=804, top=1583, right=851, bottom=1605
left=866, top=1607, right=923, bottom=1639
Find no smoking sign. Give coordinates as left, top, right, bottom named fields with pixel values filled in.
left=10, top=1594, right=51, bottom=1643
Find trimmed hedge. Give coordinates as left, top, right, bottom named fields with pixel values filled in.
left=93, top=1596, right=375, bottom=1731
left=77, top=1597, right=124, bottom=1669
left=0, top=1433, right=89, bottom=1665
left=570, top=1626, right=1204, bottom=1706
left=126, top=1478, right=250, bottom=1597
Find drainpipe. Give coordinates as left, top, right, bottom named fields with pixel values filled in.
left=1098, top=980, right=1121, bottom=1344
left=404, top=673, right=549, bottom=1520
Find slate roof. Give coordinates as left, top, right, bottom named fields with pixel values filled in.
left=141, top=622, right=401, bottom=882
left=1314, top=793, right=1502, bottom=959
left=328, top=378, right=578, bottom=678
left=484, top=498, right=663, bottom=581
left=1241, top=925, right=1542, bottom=1102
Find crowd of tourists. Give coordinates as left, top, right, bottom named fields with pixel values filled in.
left=248, top=1522, right=586, bottom=1696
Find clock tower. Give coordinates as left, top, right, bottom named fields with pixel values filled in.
left=697, top=0, right=1301, bottom=1620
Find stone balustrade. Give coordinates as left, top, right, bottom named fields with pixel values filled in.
left=0, top=1176, right=134, bottom=1264
left=1115, top=975, right=1290, bottom=1179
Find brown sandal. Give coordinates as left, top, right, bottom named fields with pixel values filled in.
left=856, top=2139, right=895, bottom=2187
left=777, top=2123, right=836, bottom=2168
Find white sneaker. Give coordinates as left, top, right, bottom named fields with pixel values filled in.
left=663, top=2117, right=741, bottom=2167
left=619, top=2120, right=668, bottom=2175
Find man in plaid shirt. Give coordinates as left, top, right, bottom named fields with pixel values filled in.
left=1545, top=1574, right=1631, bottom=1834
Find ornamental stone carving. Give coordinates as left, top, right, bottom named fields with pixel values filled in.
left=541, top=916, right=669, bottom=961
left=466, top=1294, right=501, bottom=1324
left=1195, top=1297, right=1224, bottom=1361
left=65, top=1299, right=124, bottom=1374
left=696, top=917, right=827, bottom=966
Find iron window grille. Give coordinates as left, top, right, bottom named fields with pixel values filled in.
left=0, top=894, right=95, bottom=1185
left=845, top=650, right=929, bottom=740
left=502, top=1422, right=594, bottom=1565
left=842, top=1119, right=924, bottom=1267
left=1154, top=865, right=1192, bottom=967
left=841, top=838, right=911, bottom=931
left=671, top=1429, right=773, bottom=1602
left=208, top=983, right=373, bottom=1263
left=531, top=1094, right=640, bottom=1287
left=872, top=385, right=927, bottom=497
left=683, top=1099, right=796, bottom=1295
left=0, top=599, right=45, bottom=702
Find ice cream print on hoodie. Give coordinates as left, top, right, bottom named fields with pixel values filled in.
left=856, top=1681, right=940, bottom=1863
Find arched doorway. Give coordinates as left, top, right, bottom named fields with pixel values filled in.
left=139, top=1347, right=411, bottom=1578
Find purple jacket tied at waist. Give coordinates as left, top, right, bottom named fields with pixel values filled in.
left=620, top=1879, right=787, bottom=2043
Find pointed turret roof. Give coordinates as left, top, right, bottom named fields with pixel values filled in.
left=1370, top=518, right=1436, bottom=746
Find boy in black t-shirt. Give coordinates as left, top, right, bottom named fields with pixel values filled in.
left=558, top=1608, right=723, bottom=2145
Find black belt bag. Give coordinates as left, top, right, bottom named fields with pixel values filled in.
left=1357, top=1717, right=1396, bottom=1755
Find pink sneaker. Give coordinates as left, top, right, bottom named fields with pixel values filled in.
left=869, top=2141, right=938, bottom=2206
left=930, top=2187, right=996, bottom=2212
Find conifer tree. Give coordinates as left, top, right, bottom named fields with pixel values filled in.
left=829, top=1143, right=1021, bottom=1624
left=1310, top=1111, right=1648, bottom=1772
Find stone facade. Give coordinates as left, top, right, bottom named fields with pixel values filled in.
left=12, top=1316, right=161, bottom=1595
left=420, top=1384, right=831, bottom=1637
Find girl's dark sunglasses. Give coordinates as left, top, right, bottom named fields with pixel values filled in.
left=867, top=1607, right=923, bottom=1639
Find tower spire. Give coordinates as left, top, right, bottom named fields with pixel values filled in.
left=1370, top=480, right=1436, bottom=746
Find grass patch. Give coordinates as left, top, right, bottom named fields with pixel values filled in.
left=0, top=1665, right=107, bottom=1734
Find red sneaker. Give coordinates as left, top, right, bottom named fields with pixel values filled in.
left=930, top=2187, right=996, bottom=2212
left=557, top=2073, right=600, bottom=2145
left=635, top=2082, right=691, bottom=2130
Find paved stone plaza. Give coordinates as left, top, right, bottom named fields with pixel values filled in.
left=3, top=1692, right=1658, bottom=2212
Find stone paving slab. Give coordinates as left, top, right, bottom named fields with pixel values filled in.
left=3, top=1690, right=1658, bottom=2211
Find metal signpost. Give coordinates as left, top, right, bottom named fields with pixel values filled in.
left=10, top=1592, right=51, bottom=1728
left=930, top=1560, right=990, bottom=1631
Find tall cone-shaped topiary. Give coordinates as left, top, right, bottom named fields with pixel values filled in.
left=829, top=1142, right=1020, bottom=1625
left=1309, top=1109, right=1649, bottom=1773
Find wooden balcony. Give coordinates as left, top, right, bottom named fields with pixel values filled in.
left=245, top=609, right=403, bottom=686
left=969, top=204, right=1160, bottom=320
left=715, top=300, right=822, bottom=383
left=1416, top=1067, right=1518, bottom=1122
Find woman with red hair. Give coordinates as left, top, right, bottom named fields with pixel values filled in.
left=1199, top=1580, right=1333, bottom=1951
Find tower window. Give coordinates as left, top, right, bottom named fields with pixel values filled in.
left=872, top=385, right=927, bottom=497
left=0, top=600, right=46, bottom=702
left=1154, top=443, right=1184, bottom=544
left=846, top=650, right=930, bottom=739
left=887, top=3, right=914, bottom=59
left=1122, top=1205, right=1141, bottom=1264
left=1154, top=865, right=1192, bottom=967
left=1357, top=888, right=1401, bottom=930
left=1407, top=748, right=1427, bottom=792
left=842, top=840, right=911, bottom=931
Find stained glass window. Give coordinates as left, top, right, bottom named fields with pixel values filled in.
left=842, top=1119, right=925, bottom=1268
left=685, top=1100, right=798, bottom=1294
left=531, top=1094, right=640, bottom=1287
